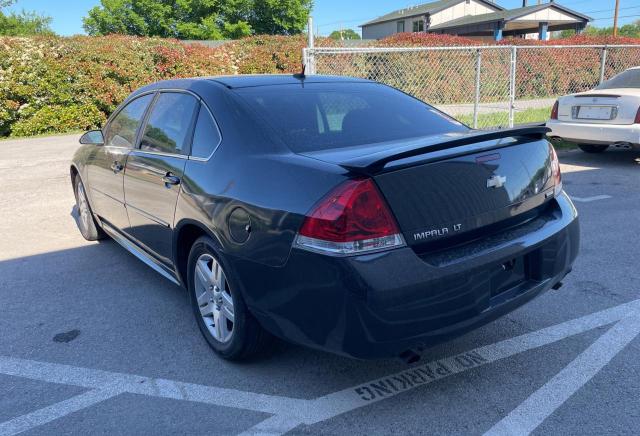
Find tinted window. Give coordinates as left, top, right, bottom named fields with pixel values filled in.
left=597, top=69, right=640, bottom=89
left=105, top=94, right=153, bottom=148
left=140, top=93, right=198, bottom=155
left=235, top=83, right=467, bottom=152
left=190, top=105, right=221, bottom=159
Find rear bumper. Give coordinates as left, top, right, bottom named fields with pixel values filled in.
left=546, top=119, right=640, bottom=146
left=232, top=192, right=579, bottom=359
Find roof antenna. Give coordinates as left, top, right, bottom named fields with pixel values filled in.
left=294, top=62, right=306, bottom=79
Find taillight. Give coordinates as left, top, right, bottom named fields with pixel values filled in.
left=295, top=178, right=405, bottom=255
left=634, top=106, right=640, bottom=124
left=549, top=144, right=562, bottom=197
left=550, top=100, right=559, bottom=120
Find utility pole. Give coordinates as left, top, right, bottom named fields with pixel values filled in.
left=613, top=0, right=620, bottom=37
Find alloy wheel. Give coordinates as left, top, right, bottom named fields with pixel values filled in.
left=76, top=182, right=91, bottom=231
left=194, top=253, right=235, bottom=343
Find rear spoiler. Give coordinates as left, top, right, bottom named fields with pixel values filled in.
left=574, top=94, right=620, bottom=98
left=340, top=126, right=551, bottom=175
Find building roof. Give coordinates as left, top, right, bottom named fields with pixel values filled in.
left=361, top=0, right=504, bottom=27
left=429, top=3, right=591, bottom=30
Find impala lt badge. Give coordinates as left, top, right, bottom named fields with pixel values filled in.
left=487, top=175, right=507, bottom=189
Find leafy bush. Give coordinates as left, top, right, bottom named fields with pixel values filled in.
left=1, top=33, right=640, bottom=137
left=343, top=34, right=640, bottom=105
left=10, top=104, right=104, bottom=136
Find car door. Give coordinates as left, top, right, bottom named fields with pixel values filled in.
left=87, top=93, right=154, bottom=231
left=123, top=91, right=199, bottom=265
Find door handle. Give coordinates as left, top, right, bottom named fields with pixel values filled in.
left=111, top=161, right=124, bottom=174
left=162, top=173, right=181, bottom=187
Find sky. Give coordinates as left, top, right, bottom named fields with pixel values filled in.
left=4, top=0, right=639, bottom=37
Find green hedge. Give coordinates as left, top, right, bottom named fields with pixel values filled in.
left=1, top=34, right=640, bottom=137
left=0, top=35, right=309, bottom=137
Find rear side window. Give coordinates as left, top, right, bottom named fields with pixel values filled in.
left=105, top=94, right=154, bottom=148
left=140, top=92, right=198, bottom=155
left=597, top=69, right=640, bottom=89
left=235, top=83, right=467, bottom=152
left=190, top=105, right=221, bottom=159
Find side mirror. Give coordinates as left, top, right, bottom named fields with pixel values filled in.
left=79, top=130, right=105, bottom=146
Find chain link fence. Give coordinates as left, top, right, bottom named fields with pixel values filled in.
left=303, top=45, right=640, bottom=129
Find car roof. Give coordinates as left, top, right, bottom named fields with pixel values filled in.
left=207, top=74, right=372, bottom=88
left=135, top=75, right=373, bottom=94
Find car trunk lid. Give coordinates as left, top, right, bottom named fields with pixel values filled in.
left=301, top=127, right=556, bottom=249
left=557, top=88, right=640, bottom=125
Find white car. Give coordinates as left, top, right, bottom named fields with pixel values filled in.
left=546, top=67, right=640, bottom=153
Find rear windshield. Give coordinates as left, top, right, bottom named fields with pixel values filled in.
left=596, top=69, right=640, bottom=89
left=234, top=82, right=467, bottom=152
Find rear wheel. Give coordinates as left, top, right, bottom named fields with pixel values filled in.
left=73, top=177, right=106, bottom=241
left=187, top=236, right=272, bottom=360
left=578, top=144, right=609, bottom=153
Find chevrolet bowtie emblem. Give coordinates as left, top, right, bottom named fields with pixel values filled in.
left=487, top=175, right=507, bottom=189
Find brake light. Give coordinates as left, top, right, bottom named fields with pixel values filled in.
left=550, top=100, right=559, bottom=120
left=295, top=178, right=405, bottom=255
left=635, top=106, right=640, bottom=124
left=549, top=144, right=562, bottom=196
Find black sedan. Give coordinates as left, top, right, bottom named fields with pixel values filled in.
left=71, top=74, right=579, bottom=361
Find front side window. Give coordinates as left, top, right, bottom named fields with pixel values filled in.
left=190, top=105, right=221, bottom=159
left=105, top=94, right=154, bottom=148
left=140, top=92, right=198, bottom=155
left=413, top=20, right=424, bottom=32
left=235, top=83, right=467, bottom=153
left=397, top=21, right=405, bottom=33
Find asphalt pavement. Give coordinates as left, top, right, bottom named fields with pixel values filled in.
left=1, top=134, right=639, bottom=435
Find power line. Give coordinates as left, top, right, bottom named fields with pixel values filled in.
left=583, top=5, right=640, bottom=14
left=591, top=13, right=640, bottom=21
left=562, top=0, right=596, bottom=7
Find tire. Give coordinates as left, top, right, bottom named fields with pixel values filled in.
left=187, top=236, right=272, bottom=360
left=73, top=176, right=106, bottom=241
left=578, top=144, right=609, bottom=153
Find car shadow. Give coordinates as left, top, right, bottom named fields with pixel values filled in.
left=558, top=146, right=640, bottom=168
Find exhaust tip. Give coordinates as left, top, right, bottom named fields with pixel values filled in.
left=613, top=142, right=632, bottom=149
left=549, top=136, right=563, bottom=143
left=552, top=281, right=563, bottom=290
left=399, top=349, right=421, bottom=364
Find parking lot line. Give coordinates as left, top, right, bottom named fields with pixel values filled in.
left=0, top=356, right=306, bottom=416
left=240, top=298, right=640, bottom=435
left=0, top=389, right=122, bottom=436
left=1, top=298, right=639, bottom=436
left=484, top=313, right=640, bottom=436
left=236, top=414, right=303, bottom=436
left=569, top=195, right=612, bottom=203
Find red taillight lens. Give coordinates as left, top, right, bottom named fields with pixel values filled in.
left=550, top=100, right=559, bottom=120
left=634, top=106, right=640, bottom=124
left=549, top=144, right=562, bottom=196
left=296, top=178, right=404, bottom=255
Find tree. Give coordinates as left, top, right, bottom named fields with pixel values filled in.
left=0, top=1, right=54, bottom=36
left=83, top=0, right=313, bottom=40
left=250, top=0, right=312, bottom=35
left=556, top=21, right=640, bottom=39
left=329, top=28, right=360, bottom=40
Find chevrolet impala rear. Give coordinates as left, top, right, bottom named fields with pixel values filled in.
left=231, top=79, right=580, bottom=360
left=72, top=75, right=579, bottom=361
